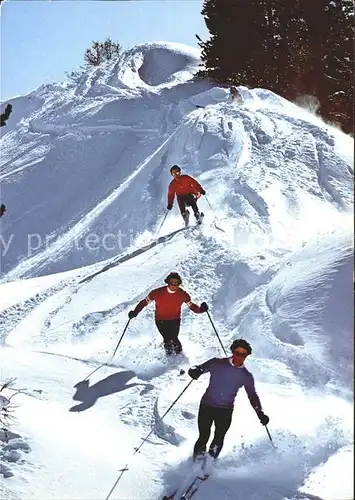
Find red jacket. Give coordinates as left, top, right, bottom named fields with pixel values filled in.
left=168, top=175, right=204, bottom=206
left=134, top=285, right=201, bottom=320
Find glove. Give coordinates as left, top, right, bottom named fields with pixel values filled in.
left=200, top=302, right=208, bottom=313
left=188, top=367, right=203, bottom=380
left=257, top=411, right=269, bottom=426
left=128, top=310, right=137, bottom=319
left=167, top=204, right=173, bottom=210
left=200, top=189, right=206, bottom=195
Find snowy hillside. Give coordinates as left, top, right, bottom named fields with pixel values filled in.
left=0, top=42, right=353, bottom=500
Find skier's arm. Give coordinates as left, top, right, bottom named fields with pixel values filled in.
left=184, top=292, right=204, bottom=314
left=188, top=176, right=204, bottom=194
left=244, top=373, right=262, bottom=410
left=186, top=300, right=201, bottom=314
left=245, top=374, right=269, bottom=424
left=130, top=290, right=156, bottom=317
left=167, top=183, right=176, bottom=207
left=188, top=358, right=214, bottom=379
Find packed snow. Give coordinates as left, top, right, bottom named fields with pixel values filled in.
left=0, top=41, right=353, bottom=500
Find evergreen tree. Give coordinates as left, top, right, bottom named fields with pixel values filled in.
left=301, top=0, right=353, bottom=132
left=198, top=0, right=354, bottom=133
left=84, top=38, right=121, bottom=67
left=199, top=0, right=274, bottom=88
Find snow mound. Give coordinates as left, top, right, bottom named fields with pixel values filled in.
left=117, top=41, right=201, bottom=88
left=1, top=68, right=353, bottom=281
left=266, top=221, right=353, bottom=387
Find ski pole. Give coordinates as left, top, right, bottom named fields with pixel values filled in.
left=133, top=379, right=194, bottom=456
left=155, top=210, right=169, bottom=238
left=204, top=196, right=225, bottom=233
left=82, top=361, right=107, bottom=382
left=206, top=310, right=227, bottom=356
left=105, top=379, right=194, bottom=500
left=265, top=425, right=276, bottom=448
left=111, top=319, right=130, bottom=359
left=204, top=196, right=215, bottom=213
left=83, top=319, right=131, bottom=381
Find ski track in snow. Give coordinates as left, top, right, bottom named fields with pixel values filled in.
left=0, top=42, right=353, bottom=500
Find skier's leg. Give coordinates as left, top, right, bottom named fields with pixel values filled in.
left=186, top=194, right=203, bottom=222
left=159, top=319, right=181, bottom=354
left=177, top=195, right=188, bottom=215
left=155, top=320, right=174, bottom=355
left=208, top=407, right=233, bottom=458
left=187, top=194, right=200, bottom=217
left=177, top=195, right=190, bottom=225
left=168, top=319, right=182, bottom=354
left=193, top=404, right=214, bottom=459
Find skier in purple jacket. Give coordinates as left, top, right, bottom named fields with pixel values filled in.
left=188, top=339, right=269, bottom=460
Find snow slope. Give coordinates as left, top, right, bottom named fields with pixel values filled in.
left=0, top=42, right=353, bottom=500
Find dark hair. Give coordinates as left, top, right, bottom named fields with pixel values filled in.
left=230, top=339, right=252, bottom=355
left=164, top=272, right=182, bottom=285
left=170, top=165, right=181, bottom=173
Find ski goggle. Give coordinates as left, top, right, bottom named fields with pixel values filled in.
left=232, top=349, right=248, bottom=358
left=168, top=280, right=180, bottom=286
left=171, top=170, right=181, bottom=176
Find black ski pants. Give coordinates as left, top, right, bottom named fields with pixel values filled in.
left=177, top=194, right=199, bottom=216
left=193, top=403, right=234, bottom=459
left=155, top=319, right=182, bottom=355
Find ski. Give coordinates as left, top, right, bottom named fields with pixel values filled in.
left=180, top=473, right=210, bottom=499
left=162, top=455, right=214, bottom=500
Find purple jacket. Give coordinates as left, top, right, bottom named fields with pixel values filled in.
left=196, top=357, right=262, bottom=410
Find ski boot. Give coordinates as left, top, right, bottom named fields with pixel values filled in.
left=171, top=338, right=183, bottom=355
left=208, top=444, right=220, bottom=459
left=194, top=211, right=204, bottom=225
left=192, top=449, right=206, bottom=462
left=182, top=210, right=190, bottom=227
left=164, top=341, right=174, bottom=356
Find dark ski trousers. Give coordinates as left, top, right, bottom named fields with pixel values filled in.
left=193, top=403, right=233, bottom=459
left=155, top=319, right=182, bottom=355
left=177, top=194, right=200, bottom=216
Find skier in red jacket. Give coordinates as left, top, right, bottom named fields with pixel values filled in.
left=128, top=272, right=208, bottom=355
left=167, top=165, right=206, bottom=226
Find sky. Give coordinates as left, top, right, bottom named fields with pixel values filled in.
left=0, top=0, right=209, bottom=102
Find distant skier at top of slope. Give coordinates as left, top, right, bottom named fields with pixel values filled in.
left=0, top=204, right=6, bottom=218
left=188, top=339, right=269, bottom=460
left=229, top=86, right=243, bottom=104
left=128, top=272, right=208, bottom=355
left=167, top=165, right=206, bottom=227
